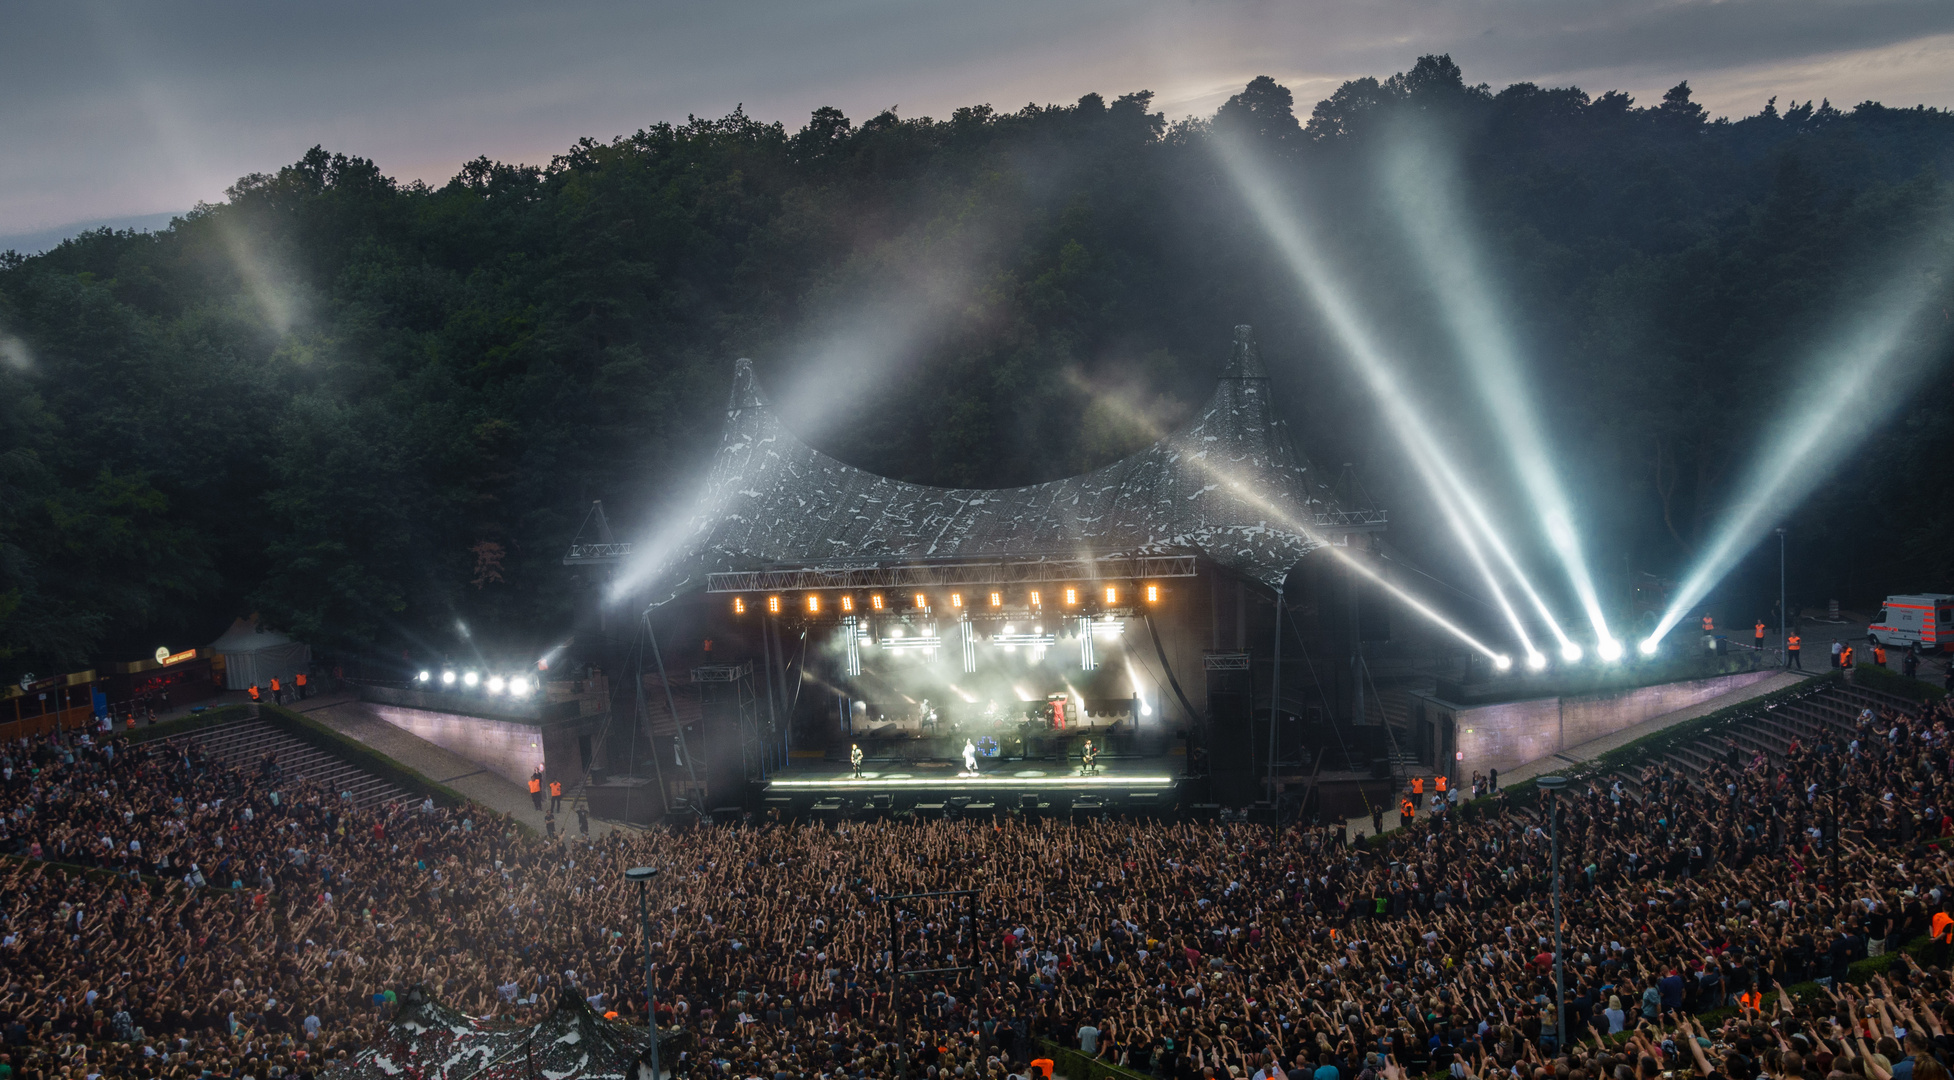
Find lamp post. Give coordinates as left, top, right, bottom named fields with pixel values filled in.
left=625, top=866, right=663, bottom=1080
left=1537, top=775, right=1568, bottom=1056
left=1777, top=528, right=1787, bottom=666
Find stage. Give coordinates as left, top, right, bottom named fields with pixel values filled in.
left=755, top=755, right=1191, bottom=819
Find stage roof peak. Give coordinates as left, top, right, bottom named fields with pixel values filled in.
left=631, top=327, right=1381, bottom=606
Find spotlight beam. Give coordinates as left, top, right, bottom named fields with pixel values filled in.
left=1643, top=212, right=1954, bottom=649
left=1381, top=138, right=1617, bottom=652
left=1215, top=135, right=1562, bottom=659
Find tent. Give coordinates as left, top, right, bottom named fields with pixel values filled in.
left=209, top=617, right=311, bottom=690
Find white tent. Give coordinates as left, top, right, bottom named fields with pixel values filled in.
left=209, top=617, right=311, bottom=690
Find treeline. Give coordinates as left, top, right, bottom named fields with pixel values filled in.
left=1, top=55, right=1951, bottom=676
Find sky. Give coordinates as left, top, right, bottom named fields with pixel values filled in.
left=4, top=0, right=1953, bottom=248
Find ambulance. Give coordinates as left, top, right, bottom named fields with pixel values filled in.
left=1868, top=594, right=1954, bottom=652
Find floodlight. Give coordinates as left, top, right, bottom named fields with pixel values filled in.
left=1145, top=584, right=1159, bottom=603
left=1560, top=643, right=1582, bottom=663
left=840, top=595, right=854, bottom=612
left=1597, top=639, right=1623, bottom=662
left=1105, top=587, right=1118, bottom=604
left=1526, top=652, right=1547, bottom=671
left=807, top=595, right=821, bottom=614
left=417, top=670, right=431, bottom=683
left=1638, top=639, right=1658, bottom=656
left=870, top=593, right=884, bottom=611
left=767, top=596, right=781, bottom=614
left=463, top=671, right=479, bottom=687
left=733, top=597, right=746, bottom=614
left=1493, top=654, right=1513, bottom=671
left=509, top=677, right=531, bottom=697
left=487, top=675, right=506, bottom=694
left=441, top=670, right=456, bottom=686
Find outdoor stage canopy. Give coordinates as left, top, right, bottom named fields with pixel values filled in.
left=627, top=325, right=1381, bottom=606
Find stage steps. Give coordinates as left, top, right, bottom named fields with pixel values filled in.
left=161, top=713, right=413, bottom=809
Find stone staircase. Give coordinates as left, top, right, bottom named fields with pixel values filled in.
left=162, top=711, right=413, bottom=809
left=1594, top=681, right=1917, bottom=800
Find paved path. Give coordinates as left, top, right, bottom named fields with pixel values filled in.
left=293, top=696, right=630, bottom=840
left=1344, top=667, right=1811, bottom=840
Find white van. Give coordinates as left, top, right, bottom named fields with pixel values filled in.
left=1869, top=594, right=1954, bottom=652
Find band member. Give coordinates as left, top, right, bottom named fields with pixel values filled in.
left=962, top=739, right=979, bottom=775
left=1081, top=740, right=1099, bottom=775
left=850, top=743, right=864, bottom=778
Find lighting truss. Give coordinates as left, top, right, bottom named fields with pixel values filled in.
left=705, top=555, right=1198, bottom=593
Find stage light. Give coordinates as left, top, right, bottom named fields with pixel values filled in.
left=487, top=675, right=506, bottom=694
left=840, top=595, right=854, bottom=613
left=1002, top=624, right=1014, bottom=635
left=1064, top=588, right=1077, bottom=606
left=1638, top=639, right=1658, bottom=656
left=1145, top=584, right=1159, bottom=603
left=950, top=593, right=963, bottom=608
left=417, top=670, right=430, bottom=683
left=1560, top=643, right=1582, bottom=663
left=989, top=591, right=1002, bottom=608
left=1029, top=590, right=1042, bottom=608
left=463, top=671, right=480, bottom=687
left=1216, top=133, right=1573, bottom=661
left=807, top=595, right=821, bottom=614
left=914, top=592, right=928, bottom=610
left=1525, top=652, right=1547, bottom=671
left=1141, top=699, right=1153, bottom=716
left=1104, top=586, right=1118, bottom=605
left=767, top=596, right=781, bottom=614
left=441, top=670, right=456, bottom=686
left=871, top=593, right=885, bottom=611
left=1382, top=137, right=1618, bottom=652
left=1597, top=639, right=1623, bottom=662
left=733, top=597, right=746, bottom=615
left=1492, top=655, right=1512, bottom=672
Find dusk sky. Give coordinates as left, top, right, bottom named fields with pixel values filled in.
left=5, top=0, right=1953, bottom=248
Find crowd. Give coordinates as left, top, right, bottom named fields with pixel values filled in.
left=4, top=686, right=1954, bottom=1080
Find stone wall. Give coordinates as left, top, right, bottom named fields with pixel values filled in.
left=1412, top=669, right=1779, bottom=781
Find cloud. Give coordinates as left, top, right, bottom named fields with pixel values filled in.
left=2, top=0, right=1951, bottom=233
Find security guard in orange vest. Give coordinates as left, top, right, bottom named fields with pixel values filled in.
left=1435, top=774, right=1449, bottom=795
left=1702, top=614, right=1714, bottom=633
left=1737, top=989, right=1764, bottom=1012
left=269, top=676, right=282, bottom=705
left=1842, top=644, right=1854, bottom=669
left=1787, top=633, right=1802, bottom=670
left=1399, top=796, right=1416, bottom=827
left=1411, top=776, right=1424, bottom=796
left=248, top=683, right=261, bottom=702
left=548, top=778, right=563, bottom=812
left=1755, top=621, right=1766, bottom=649
left=295, top=671, right=308, bottom=699
left=528, top=772, right=544, bottom=811
left=1874, top=643, right=1888, bottom=667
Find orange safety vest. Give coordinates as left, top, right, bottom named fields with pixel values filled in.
left=270, top=678, right=281, bottom=693
left=1030, top=1060, right=1056, bottom=1080
left=1755, top=622, right=1766, bottom=639
left=248, top=685, right=261, bottom=701
left=1932, top=912, right=1954, bottom=943
left=1842, top=647, right=1854, bottom=667
left=1400, top=798, right=1415, bottom=817
left=1737, top=990, right=1764, bottom=1011
left=1788, top=634, right=1801, bottom=651
left=1435, top=775, right=1448, bottom=793
left=1411, top=777, right=1424, bottom=795
left=1875, top=646, right=1887, bottom=664
left=1702, top=616, right=1714, bottom=631
left=549, top=781, right=562, bottom=797
left=296, top=672, right=307, bottom=687
left=529, top=777, right=542, bottom=794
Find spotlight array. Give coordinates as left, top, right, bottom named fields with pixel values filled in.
left=417, top=667, right=534, bottom=697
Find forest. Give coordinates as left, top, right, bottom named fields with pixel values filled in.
left=2, top=54, right=1951, bottom=678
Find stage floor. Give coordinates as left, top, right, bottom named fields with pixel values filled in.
left=758, top=756, right=1188, bottom=815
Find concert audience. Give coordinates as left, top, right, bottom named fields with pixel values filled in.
left=1, top=689, right=1953, bottom=1080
